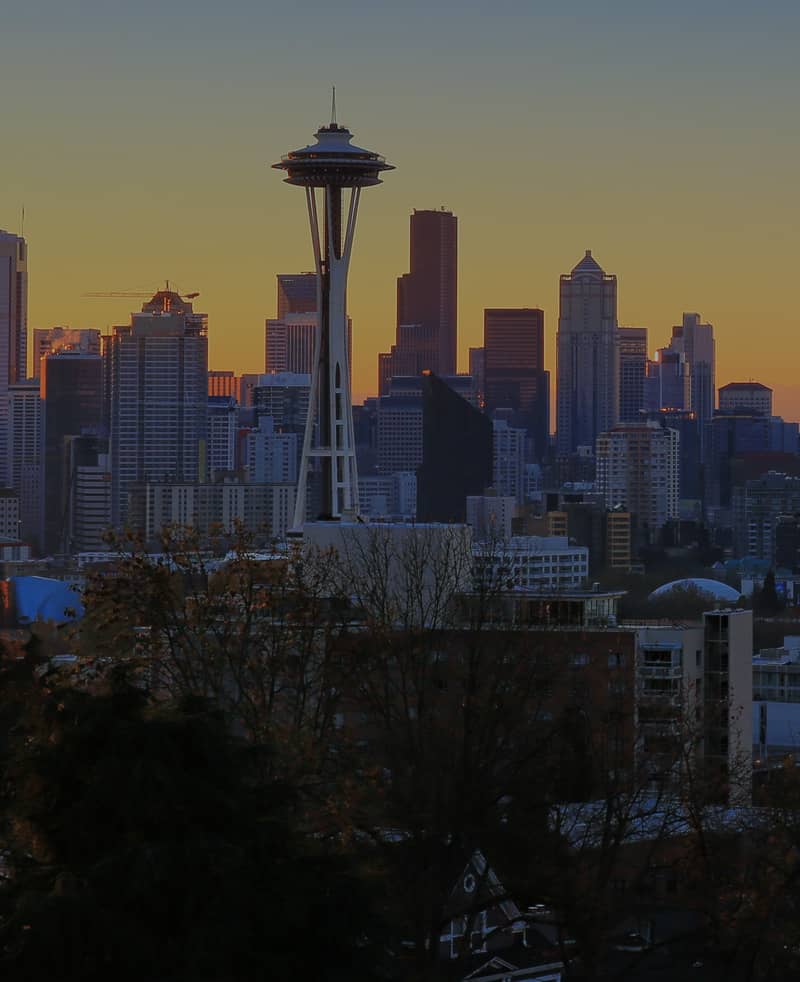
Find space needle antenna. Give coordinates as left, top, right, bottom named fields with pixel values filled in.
left=274, top=107, right=393, bottom=529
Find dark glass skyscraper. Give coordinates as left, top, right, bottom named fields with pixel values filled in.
left=417, top=373, right=492, bottom=523
left=378, top=208, right=458, bottom=393
left=40, top=351, right=103, bottom=554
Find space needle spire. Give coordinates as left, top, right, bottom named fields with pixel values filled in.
left=274, top=105, right=393, bottom=528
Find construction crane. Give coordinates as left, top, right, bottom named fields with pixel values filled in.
left=82, top=281, right=199, bottom=301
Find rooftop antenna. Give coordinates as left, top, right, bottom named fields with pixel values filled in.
left=331, top=85, right=337, bottom=125
left=20, top=205, right=24, bottom=238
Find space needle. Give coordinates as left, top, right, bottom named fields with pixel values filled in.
left=274, top=96, right=393, bottom=529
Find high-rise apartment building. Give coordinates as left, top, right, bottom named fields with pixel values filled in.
left=41, top=352, right=103, bottom=554
left=492, top=418, right=526, bottom=503
left=0, top=230, right=28, bottom=486
left=109, top=289, right=208, bottom=528
left=7, top=381, right=40, bottom=546
left=617, top=326, right=648, bottom=422
left=207, top=396, right=238, bottom=478
left=556, top=251, right=618, bottom=456
left=32, top=327, right=101, bottom=378
left=484, top=308, right=548, bottom=457
left=378, top=208, right=458, bottom=391
left=596, top=421, right=679, bottom=542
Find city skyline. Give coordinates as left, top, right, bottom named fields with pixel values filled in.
left=1, top=2, right=798, bottom=414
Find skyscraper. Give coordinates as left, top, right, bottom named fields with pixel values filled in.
left=378, top=208, right=458, bottom=391
left=556, top=250, right=618, bottom=456
left=667, top=312, right=715, bottom=427
left=0, top=230, right=28, bottom=486
left=109, top=288, right=208, bottom=528
left=40, top=351, right=103, bottom=554
left=417, top=373, right=493, bottom=523
left=483, top=307, right=548, bottom=458
left=274, top=110, right=392, bottom=524
left=617, top=326, right=648, bottom=422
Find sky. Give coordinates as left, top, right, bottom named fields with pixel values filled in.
left=1, top=1, right=799, bottom=413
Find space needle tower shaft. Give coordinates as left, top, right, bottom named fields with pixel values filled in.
left=274, top=98, right=393, bottom=527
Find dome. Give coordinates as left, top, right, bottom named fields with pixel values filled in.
left=649, top=578, right=740, bottom=603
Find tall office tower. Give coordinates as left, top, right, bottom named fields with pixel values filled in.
left=617, top=326, right=648, bottom=422
left=377, top=208, right=458, bottom=393
left=274, top=111, right=391, bottom=524
left=417, top=373, right=493, bottom=522
left=556, top=250, right=618, bottom=457
left=207, top=396, right=238, bottom=477
left=109, top=288, right=208, bottom=528
left=208, top=370, right=238, bottom=398
left=644, top=408, right=702, bottom=505
left=484, top=307, right=548, bottom=459
left=595, top=421, right=679, bottom=543
left=40, top=351, right=103, bottom=554
left=32, top=327, right=101, bottom=378
left=719, top=382, right=772, bottom=417
left=667, top=312, right=715, bottom=432
left=492, top=418, right=526, bottom=503
left=7, top=380, right=40, bottom=546
left=277, top=272, right=317, bottom=318
left=0, top=230, right=28, bottom=486
left=644, top=347, right=690, bottom=412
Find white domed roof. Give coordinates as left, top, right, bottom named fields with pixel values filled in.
left=649, top=577, right=740, bottom=602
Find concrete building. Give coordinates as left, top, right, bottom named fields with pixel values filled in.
left=358, top=471, right=417, bottom=519
left=0, top=489, right=20, bottom=540
left=128, top=477, right=297, bottom=543
left=108, top=289, right=208, bottom=529
left=556, top=251, right=618, bottom=456
left=67, top=437, right=112, bottom=553
left=7, top=380, right=40, bottom=546
left=376, top=396, right=423, bottom=476
left=732, top=471, right=800, bottom=563
left=245, top=416, right=298, bottom=485
left=466, top=494, right=516, bottom=542
left=0, top=230, right=27, bottom=486
left=492, top=418, right=526, bottom=503
left=596, top=421, right=679, bottom=543
left=718, top=381, right=772, bottom=417
left=207, top=396, right=238, bottom=477
left=476, top=535, right=588, bottom=591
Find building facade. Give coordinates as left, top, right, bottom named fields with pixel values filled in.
left=596, top=421, right=679, bottom=542
left=109, top=289, right=208, bottom=528
left=378, top=208, right=458, bottom=391
left=618, top=326, right=648, bottom=422
left=0, top=230, right=27, bottom=486
left=556, top=251, right=618, bottom=456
